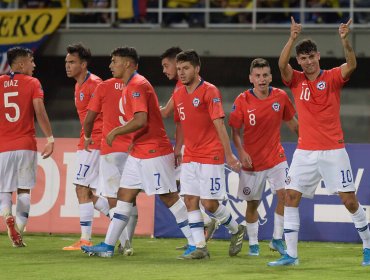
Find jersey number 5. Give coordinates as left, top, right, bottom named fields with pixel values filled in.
left=4, top=92, right=20, bottom=122
left=177, top=106, right=185, bottom=121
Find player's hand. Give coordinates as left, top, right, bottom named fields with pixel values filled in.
left=339, top=18, right=352, bottom=39
left=240, top=150, right=253, bottom=169
left=174, top=149, right=182, bottom=168
left=226, top=154, right=241, bottom=173
left=84, top=136, right=94, bottom=152
left=290, top=16, right=302, bottom=40
left=41, top=142, right=54, bottom=159
left=106, top=130, right=117, bottom=147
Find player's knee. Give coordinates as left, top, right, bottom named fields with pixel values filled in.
left=340, top=193, right=358, bottom=212
left=201, top=199, right=219, bottom=213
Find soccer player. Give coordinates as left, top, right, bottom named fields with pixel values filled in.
left=229, top=58, right=298, bottom=257
left=268, top=17, right=370, bottom=266
left=81, top=47, right=195, bottom=258
left=173, top=50, right=246, bottom=259
left=63, top=43, right=110, bottom=251
left=0, top=47, right=54, bottom=247
left=160, top=46, right=220, bottom=244
left=83, top=49, right=137, bottom=256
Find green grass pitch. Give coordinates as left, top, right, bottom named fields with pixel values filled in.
left=0, top=234, right=368, bottom=280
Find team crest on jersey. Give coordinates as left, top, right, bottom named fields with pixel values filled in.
left=79, top=92, right=84, bottom=101
left=132, top=92, right=140, bottom=98
left=285, top=176, right=291, bottom=185
left=243, top=187, right=251, bottom=196
left=272, top=102, right=280, bottom=112
left=193, top=98, right=200, bottom=107
left=225, top=165, right=275, bottom=227
left=213, top=97, right=221, bottom=103
left=317, top=81, right=326, bottom=90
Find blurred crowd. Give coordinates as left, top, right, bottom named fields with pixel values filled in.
left=1, top=0, right=370, bottom=26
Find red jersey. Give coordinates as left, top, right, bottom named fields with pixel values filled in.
left=88, top=78, right=132, bottom=155
left=0, top=73, right=44, bottom=152
left=229, top=87, right=296, bottom=171
left=122, top=73, right=173, bottom=159
left=173, top=80, right=225, bottom=164
left=74, top=72, right=103, bottom=150
left=283, top=67, right=346, bottom=150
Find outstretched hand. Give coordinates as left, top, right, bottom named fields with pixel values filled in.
left=290, top=16, right=302, bottom=40
left=339, top=18, right=352, bottom=39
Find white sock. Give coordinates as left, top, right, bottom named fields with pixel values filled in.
left=0, top=193, right=12, bottom=216
left=273, top=213, right=284, bottom=240
left=79, top=202, right=94, bottom=241
left=94, top=196, right=110, bottom=217
left=350, top=205, right=370, bottom=249
left=246, top=221, right=259, bottom=246
left=188, top=210, right=205, bottom=247
left=213, top=204, right=238, bottom=234
left=284, top=206, right=299, bottom=258
left=169, top=199, right=195, bottom=246
left=199, top=203, right=212, bottom=225
left=105, top=200, right=132, bottom=246
left=16, top=193, right=31, bottom=232
left=127, top=206, right=138, bottom=242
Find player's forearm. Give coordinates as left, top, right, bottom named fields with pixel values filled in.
left=279, top=38, right=294, bottom=71
left=341, top=38, right=357, bottom=73
left=83, top=110, right=97, bottom=138
left=33, top=99, right=53, bottom=137
left=214, top=118, right=234, bottom=158
left=174, top=123, right=184, bottom=152
left=231, top=128, right=244, bottom=157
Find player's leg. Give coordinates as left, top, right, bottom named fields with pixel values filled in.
left=199, top=163, right=245, bottom=257
left=320, top=148, right=370, bottom=266
left=16, top=189, right=30, bottom=233
left=245, top=200, right=260, bottom=256
left=199, top=203, right=219, bottom=242
left=63, top=150, right=100, bottom=250
left=268, top=150, right=320, bottom=266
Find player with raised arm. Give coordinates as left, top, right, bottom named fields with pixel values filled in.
left=0, top=47, right=54, bottom=247
left=229, top=58, right=298, bottom=257
left=160, top=47, right=220, bottom=245
left=268, top=17, right=370, bottom=267
left=63, top=43, right=110, bottom=251
left=83, top=49, right=137, bottom=256
left=173, top=50, right=246, bottom=259
left=81, top=47, right=195, bottom=258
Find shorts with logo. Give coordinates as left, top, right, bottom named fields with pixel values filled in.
left=73, top=149, right=100, bottom=189
left=286, top=148, right=355, bottom=198
left=120, top=153, right=178, bottom=196
left=180, top=162, right=226, bottom=200
left=238, top=161, right=288, bottom=201
left=98, top=152, right=128, bottom=198
left=0, top=150, right=37, bottom=192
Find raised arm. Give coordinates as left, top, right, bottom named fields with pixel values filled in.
left=279, top=16, right=302, bottom=83
left=339, top=19, right=356, bottom=80
left=33, top=98, right=54, bottom=159
left=83, top=110, right=98, bottom=152
left=213, top=118, right=241, bottom=172
left=160, top=96, right=174, bottom=118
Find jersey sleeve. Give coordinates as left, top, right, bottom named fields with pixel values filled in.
left=228, top=94, right=244, bottom=129
left=205, top=86, right=225, bottom=120
left=129, top=83, right=149, bottom=114
left=282, top=91, right=296, bottom=121
left=31, top=78, right=44, bottom=99
left=88, top=82, right=104, bottom=113
left=330, top=66, right=348, bottom=90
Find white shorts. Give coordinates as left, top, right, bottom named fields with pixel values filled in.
left=120, top=154, right=178, bottom=196
left=286, top=148, right=355, bottom=198
left=73, top=149, right=100, bottom=189
left=0, top=150, right=37, bottom=192
left=180, top=162, right=226, bottom=200
left=98, top=152, right=128, bottom=198
left=238, top=161, right=289, bottom=201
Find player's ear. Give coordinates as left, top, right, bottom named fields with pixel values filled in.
left=249, top=74, right=253, bottom=83
left=317, top=51, right=321, bottom=61
left=195, top=65, right=200, bottom=74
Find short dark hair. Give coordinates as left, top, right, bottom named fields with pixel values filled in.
left=250, top=58, right=270, bottom=73
left=160, top=47, right=182, bottom=60
left=66, top=43, right=92, bottom=64
left=176, top=50, right=201, bottom=67
left=111, top=46, right=139, bottom=65
left=7, top=47, right=33, bottom=66
left=295, top=39, right=318, bottom=55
